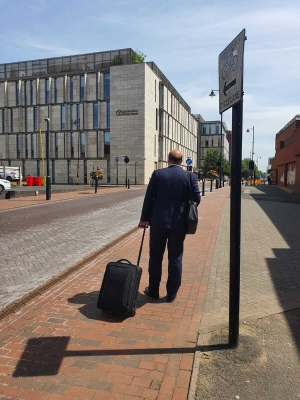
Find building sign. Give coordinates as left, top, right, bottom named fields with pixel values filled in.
left=116, top=110, right=138, bottom=116
left=218, top=29, right=246, bottom=114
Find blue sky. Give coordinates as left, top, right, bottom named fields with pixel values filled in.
left=1, top=0, right=299, bottom=172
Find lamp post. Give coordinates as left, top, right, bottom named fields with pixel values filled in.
left=209, top=90, right=223, bottom=187
left=256, top=156, right=261, bottom=179
left=73, top=118, right=80, bottom=185
left=246, top=126, right=255, bottom=185
left=134, top=162, right=138, bottom=185
left=44, top=118, right=51, bottom=200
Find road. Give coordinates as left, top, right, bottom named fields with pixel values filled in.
left=0, top=187, right=146, bottom=310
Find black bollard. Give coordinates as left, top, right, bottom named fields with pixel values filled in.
left=202, top=179, right=205, bottom=196
left=95, top=179, right=98, bottom=194
left=216, top=179, right=219, bottom=189
left=210, top=179, right=213, bottom=192
left=128, top=179, right=130, bottom=189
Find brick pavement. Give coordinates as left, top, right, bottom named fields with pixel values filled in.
left=0, top=186, right=229, bottom=400
left=0, top=187, right=145, bottom=310
left=200, top=185, right=300, bottom=334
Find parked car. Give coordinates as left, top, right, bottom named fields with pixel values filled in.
left=0, top=178, right=11, bottom=191
left=0, top=166, right=22, bottom=182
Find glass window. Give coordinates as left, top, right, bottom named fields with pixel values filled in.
left=76, top=104, right=80, bottom=123
left=203, top=124, right=206, bottom=135
left=80, top=75, right=85, bottom=101
left=25, top=135, right=29, bottom=158
left=10, top=109, right=13, bottom=132
left=216, top=124, right=219, bottom=134
left=107, top=102, right=110, bottom=128
left=70, top=104, right=74, bottom=127
left=24, top=81, right=27, bottom=105
left=212, top=139, right=214, bottom=147
left=159, top=83, right=164, bottom=108
left=156, top=109, right=158, bottom=130
left=33, top=107, right=38, bottom=131
left=205, top=139, right=209, bottom=147
left=93, top=103, right=98, bottom=128
left=25, top=108, right=28, bottom=132
left=45, top=78, right=49, bottom=103
left=154, top=135, right=156, bottom=156
left=61, top=105, right=66, bottom=129
left=103, top=73, right=110, bottom=100
left=104, top=131, right=110, bottom=156
left=80, top=132, right=85, bottom=157
left=209, top=125, right=211, bottom=134
left=2, top=109, right=5, bottom=133
left=71, top=132, right=74, bottom=158
left=30, top=80, right=34, bottom=105
left=159, top=110, right=163, bottom=134
left=16, top=82, right=19, bottom=105
left=70, top=76, right=73, bottom=102
left=218, top=137, right=221, bottom=147
left=55, top=133, right=58, bottom=158
left=54, top=78, right=58, bottom=103
left=17, top=134, right=21, bottom=158
left=31, top=134, right=35, bottom=158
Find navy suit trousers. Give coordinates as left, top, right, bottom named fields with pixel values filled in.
left=148, top=227, right=186, bottom=297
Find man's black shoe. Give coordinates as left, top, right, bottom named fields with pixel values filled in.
left=166, top=295, right=176, bottom=303
left=144, top=287, right=159, bottom=300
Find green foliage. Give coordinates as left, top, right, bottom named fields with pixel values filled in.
left=242, top=158, right=262, bottom=179
left=132, top=49, right=147, bottom=63
left=203, top=148, right=231, bottom=178
left=112, top=55, right=122, bottom=65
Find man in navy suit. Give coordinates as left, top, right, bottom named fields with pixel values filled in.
left=138, top=150, right=201, bottom=302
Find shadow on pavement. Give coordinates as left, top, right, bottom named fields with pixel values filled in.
left=13, top=336, right=197, bottom=377
left=67, top=291, right=158, bottom=322
left=247, top=185, right=300, bottom=355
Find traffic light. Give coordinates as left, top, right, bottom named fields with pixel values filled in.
left=124, top=156, right=129, bottom=164
left=249, top=160, right=254, bottom=170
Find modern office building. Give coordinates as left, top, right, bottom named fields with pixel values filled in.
left=197, top=119, right=230, bottom=170
left=0, top=49, right=198, bottom=184
left=271, top=115, right=300, bottom=192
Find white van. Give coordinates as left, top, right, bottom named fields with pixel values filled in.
left=0, top=166, right=22, bottom=182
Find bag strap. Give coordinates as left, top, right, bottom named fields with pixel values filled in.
left=187, top=171, right=193, bottom=202
left=137, top=227, right=146, bottom=266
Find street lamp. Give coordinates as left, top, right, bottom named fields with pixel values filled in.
left=134, top=162, right=138, bottom=185
left=256, top=156, right=261, bottom=177
left=209, top=89, right=223, bottom=187
left=44, top=118, right=51, bottom=200
left=73, top=118, right=80, bottom=185
left=246, top=126, right=255, bottom=185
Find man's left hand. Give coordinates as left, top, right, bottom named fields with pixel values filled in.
left=138, top=221, right=149, bottom=228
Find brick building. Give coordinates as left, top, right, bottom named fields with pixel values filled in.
left=271, top=115, right=300, bottom=192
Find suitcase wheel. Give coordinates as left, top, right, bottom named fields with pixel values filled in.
left=128, top=309, right=136, bottom=317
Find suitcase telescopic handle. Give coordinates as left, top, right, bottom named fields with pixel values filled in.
left=137, top=227, right=146, bottom=267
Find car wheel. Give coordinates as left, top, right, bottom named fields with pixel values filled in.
left=6, top=176, right=12, bottom=182
left=0, top=185, right=4, bottom=192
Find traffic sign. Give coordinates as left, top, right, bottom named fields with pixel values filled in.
left=115, top=156, right=119, bottom=162
left=218, top=29, right=246, bottom=114
left=186, top=158, right=192, bottom=166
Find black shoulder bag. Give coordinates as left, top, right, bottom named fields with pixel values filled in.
left=186, top=171, right=198, bottom=234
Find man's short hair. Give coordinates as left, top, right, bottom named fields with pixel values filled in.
left=168, top=152, right=182, bottom=164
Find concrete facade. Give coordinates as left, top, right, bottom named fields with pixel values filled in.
left=0, top=49, right=198, bottom=185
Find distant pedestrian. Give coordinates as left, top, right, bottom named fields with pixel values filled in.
left=138, top=150, right=201, bottom=302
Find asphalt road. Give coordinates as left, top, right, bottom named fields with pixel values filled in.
left=0, top=187, right=146, bottom=310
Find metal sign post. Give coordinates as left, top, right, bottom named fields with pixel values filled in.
left=219, top=29, right=246, bottom=348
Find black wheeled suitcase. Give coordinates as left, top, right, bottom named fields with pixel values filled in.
left=97, top=228, right=146, bottom=317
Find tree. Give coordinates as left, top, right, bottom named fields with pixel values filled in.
left=203, top=148, right=230, bottom=178
left=132, top=49, right=146, bottom=63
left=241, top=158, right=263, bottom=180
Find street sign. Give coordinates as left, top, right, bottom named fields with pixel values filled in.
left=115, top=156, right=119, bottom=162
left=186, top=158, right=192, bottom=166
left=219, top=29, right=246, bottom=114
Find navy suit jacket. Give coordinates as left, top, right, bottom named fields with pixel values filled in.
left=140, top=164, right=201, bottom=230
